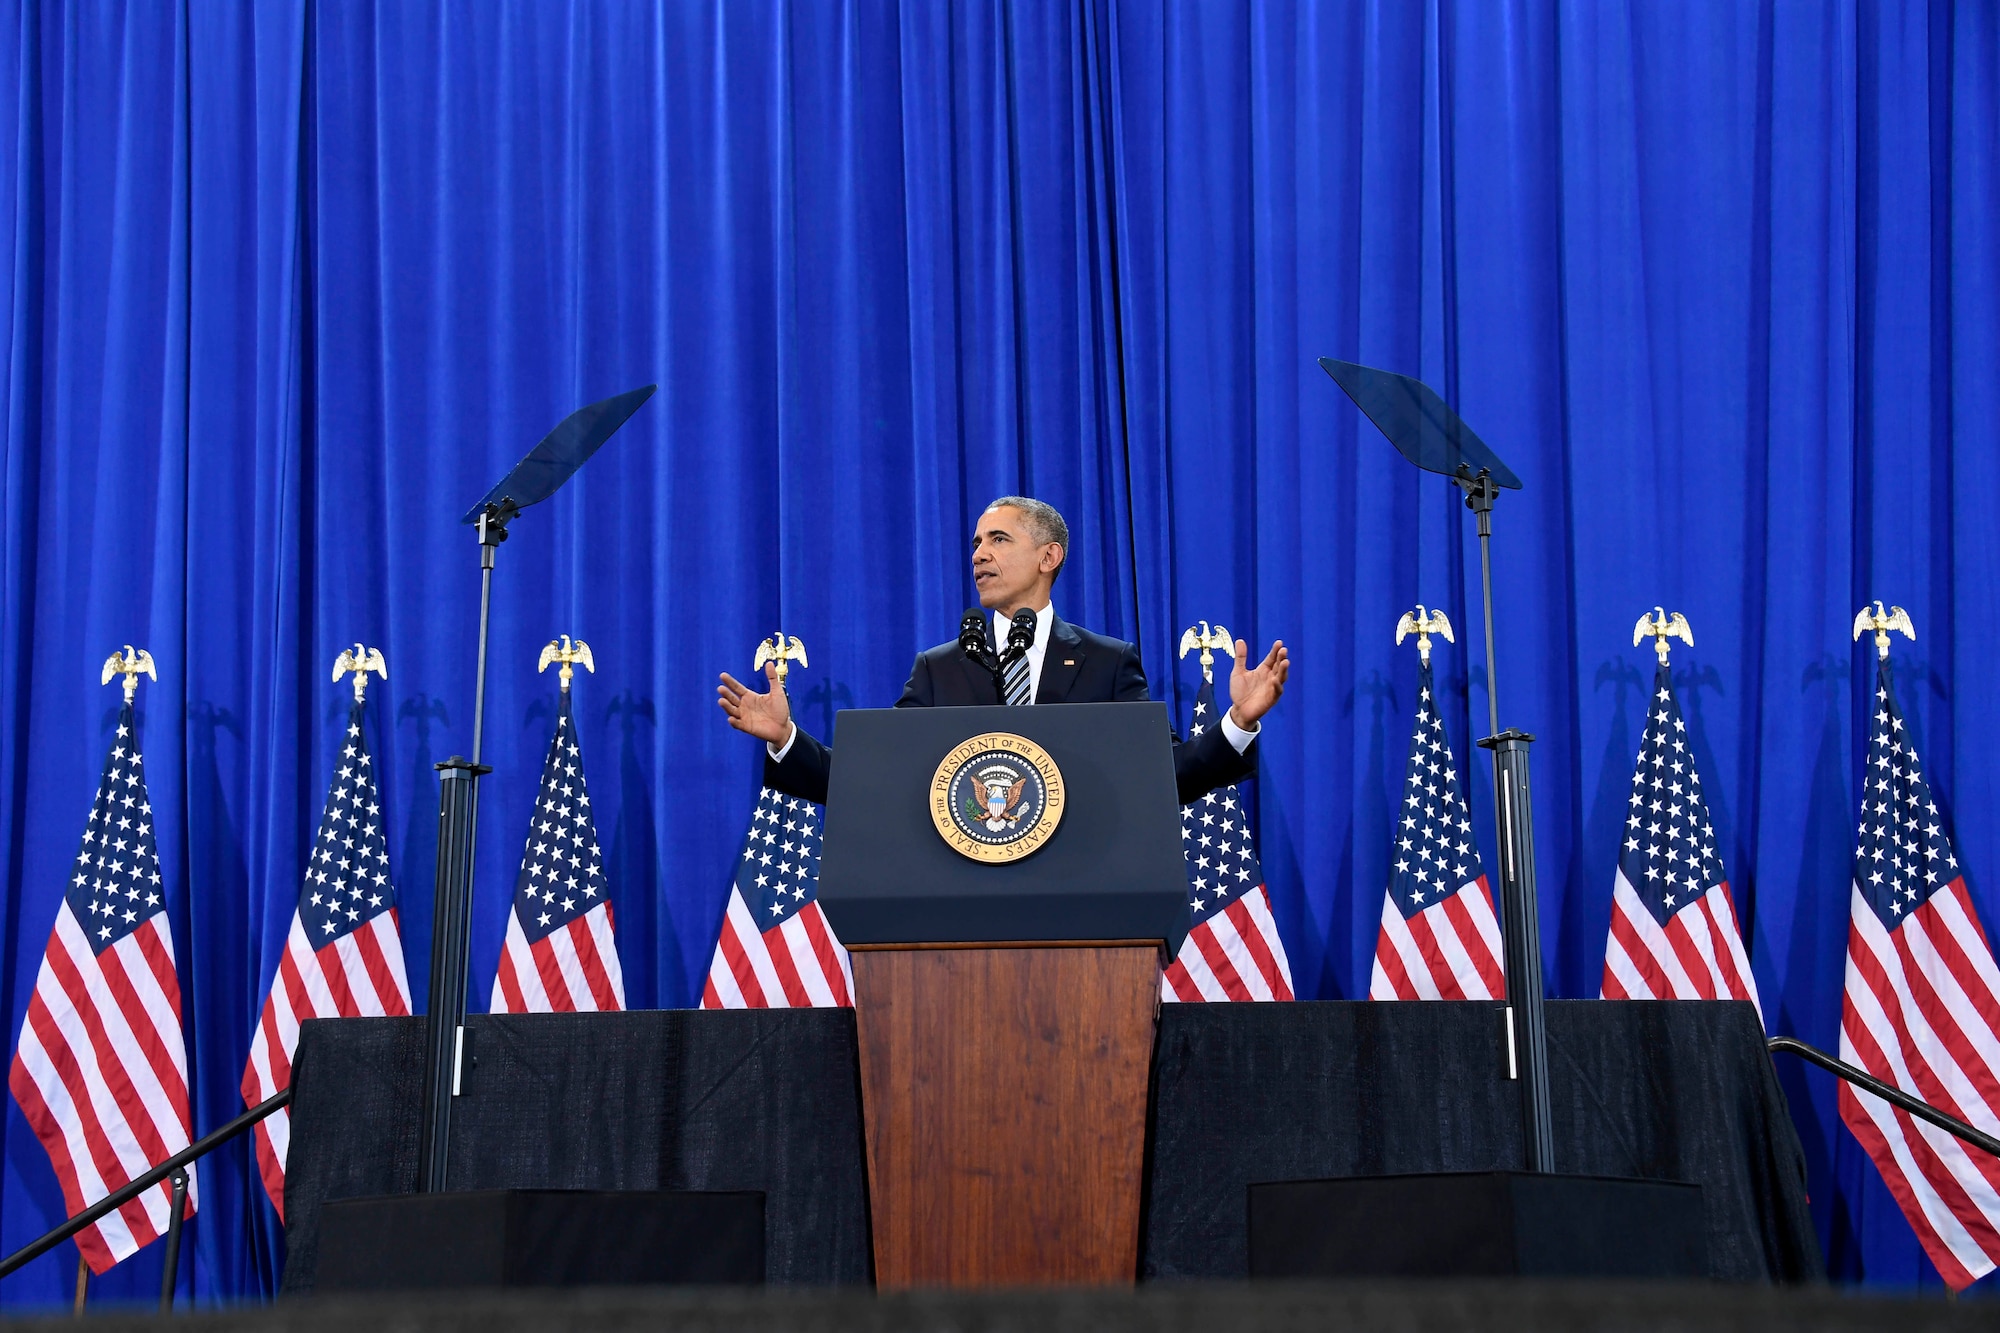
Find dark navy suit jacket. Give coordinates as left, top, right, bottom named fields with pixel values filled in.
left=764, top=614, right=1255, bottom=805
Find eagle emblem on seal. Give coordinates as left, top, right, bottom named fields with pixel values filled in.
left=963, top=765, right=1029, bottom=832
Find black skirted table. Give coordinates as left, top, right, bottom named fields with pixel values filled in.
left=279, top=999, right=1820, bottom=1290
left=280, top=1010, right=872, bottom=1291
left=1144, top=999, right=1820, bottom=1282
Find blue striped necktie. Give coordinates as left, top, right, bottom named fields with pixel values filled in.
left=1004, top=650, right=1031, bottom=705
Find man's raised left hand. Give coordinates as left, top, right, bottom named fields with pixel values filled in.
left=1228, top=639, right=1289, bottom=730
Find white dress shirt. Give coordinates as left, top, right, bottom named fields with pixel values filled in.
left=771, top=603, right=1257, bottom=757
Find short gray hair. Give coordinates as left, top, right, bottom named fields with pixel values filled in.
left=984, top=496, right=1069, bottom=581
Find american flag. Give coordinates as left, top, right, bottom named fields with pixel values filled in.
left=1839, top=657, right=2000, bottom=1289
left=241, top=697, right=410, bottom=1216
left=701, top=787, right=852, bottom=1008
left=1162, top=676, right=1293, bottom=1002
left=8, top=699, right=195, bottom=1272
left=1599, top=663, right=1761, bottom=1015
left=491, top=691, right=625, bottom=1013
left=1369, top=660, right=1504, bottom=1000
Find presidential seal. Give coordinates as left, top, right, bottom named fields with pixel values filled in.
left=929, top=731, right=1066, bottom=863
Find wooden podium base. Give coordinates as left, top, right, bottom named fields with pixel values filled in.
left=850, top=943, right=1161, bottom=1288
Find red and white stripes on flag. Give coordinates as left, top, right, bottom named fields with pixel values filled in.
left=493, top=907, right=623, bottom=1012
left=490, top=691, right=625, bottom=1014
left=702, top=788, right=852, bottom=1009
left=1371, top=880, right=1505, bottom=1001
left=1599, top=664, right=1761, bottom=1017
left=1369, top=659, right=1505, bottom=1001
left=241, top=698, right=410, bottom=1216
left=1838, top=658, right=2000, bottom=1289
left=10, top=700, right=195, bottom=1272
left=1162, top=679, right=1293, bottom=1002
left=1162, top=882, right=1293, bottom=1002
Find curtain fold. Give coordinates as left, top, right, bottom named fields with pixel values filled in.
left=0, top=0, right=1994, bottom=1301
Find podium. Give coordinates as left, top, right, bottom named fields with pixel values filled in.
left=818, top=703, right=1190, bottom=1287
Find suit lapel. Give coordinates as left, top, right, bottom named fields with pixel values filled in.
left=1036, top=616, right=1086, bottom=704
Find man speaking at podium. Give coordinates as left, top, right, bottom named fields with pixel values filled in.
left=717, top=497, right=1290, bottom=805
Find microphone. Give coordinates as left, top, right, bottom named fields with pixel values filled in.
left=960, top=607, right=1011, bottom=703
left=959, top=608, right=995, bottom=668
left=1002, top=607, right=1037, bottom=665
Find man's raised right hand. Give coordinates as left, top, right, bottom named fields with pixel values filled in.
left=717, top=665, right=793, bottom=746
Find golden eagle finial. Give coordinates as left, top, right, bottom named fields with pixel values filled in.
left=100, top=646, right=157, bottom=703
left=537, top=635, right=596, bottom=691
left=752, top=634, right=808, bottom=688
left=331, top=643, right=388, bottom=702
left=1633, top=608, right=1694, bottom=665
left=1177, top=621, right=1233, bottom=683
left=1394, top=606, right=1454, bottom=665
left=1852, top=602, right=1915, bottom=661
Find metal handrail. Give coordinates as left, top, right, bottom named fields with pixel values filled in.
left=1768, top=1035, right=2000, bottom=1158
left=0, top=1087, right=292, bottom=1302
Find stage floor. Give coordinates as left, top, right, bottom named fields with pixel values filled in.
left=19, top=1282, right=1995, bottom=1333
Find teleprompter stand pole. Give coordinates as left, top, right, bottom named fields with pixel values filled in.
left=1317, top=359, right=1555, bottom=1174
left=1459, top=469, right=1556, bottom=1174
left=411, top=383, right=656, bottom=1192
left=416, top=505, right=508, bottom=1192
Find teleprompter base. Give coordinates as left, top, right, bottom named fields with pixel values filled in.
left=1248, top=1172, right=1706, bottom=1280
left=314, top=1189, right=764, bottom=1291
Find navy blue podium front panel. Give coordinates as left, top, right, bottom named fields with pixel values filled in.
left=817, top=703, right=1189, bottom=946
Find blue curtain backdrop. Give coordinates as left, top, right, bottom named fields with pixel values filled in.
left=0, top=0, right=1995, bottom=1306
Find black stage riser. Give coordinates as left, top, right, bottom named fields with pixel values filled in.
left=1248, top=1172, right=1706, bottom=1279
left=315, top=1190, right=764, bottom=1291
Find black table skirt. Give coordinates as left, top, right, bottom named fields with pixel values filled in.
left=281, top=1010, right=872, bottom=1291
left=280, top=1000, right=1819, bottom=1290
left=1144, top=999, right=1820, bottom=1282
